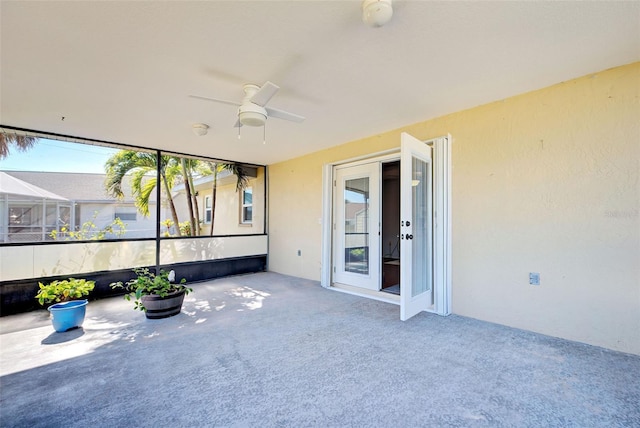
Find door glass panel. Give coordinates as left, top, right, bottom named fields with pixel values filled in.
left=412, top=156, right=430, bottom=297
left=344, top=177, right=369, bottom=274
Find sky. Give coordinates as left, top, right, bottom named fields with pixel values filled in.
left=0, top=138, right=119, bottom=173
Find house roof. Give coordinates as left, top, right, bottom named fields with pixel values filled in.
left=1, top=2, right=638, bottom=165
left=2, top=171, right=156, bottom=203
left=0, top=171, right=67, bottom=201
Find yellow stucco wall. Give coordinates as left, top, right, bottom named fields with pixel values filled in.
left=197, top=169, right=266, bottom=236
left=268, top=62, right=640, bottom=355
left=172, top=168, right=265, bottom=236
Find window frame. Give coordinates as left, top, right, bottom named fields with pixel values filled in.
left=114, top=211, right=137, bottom=222
left=204, top=195, right=212, bottom=224
left=240, top=187, right=253, bottom=225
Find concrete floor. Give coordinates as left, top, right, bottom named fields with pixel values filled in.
left=1, top=272, right=639, bottom=427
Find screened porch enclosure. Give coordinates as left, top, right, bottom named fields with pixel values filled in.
left=0, top=172, right=72, bottom=243
left=0, top=131, right=268, bottom=314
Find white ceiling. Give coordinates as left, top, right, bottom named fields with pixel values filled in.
left=1, top=1, right=639, bottom=165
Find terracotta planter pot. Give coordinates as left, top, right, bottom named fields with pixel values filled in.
left=140, top=289, right=186, bottom=319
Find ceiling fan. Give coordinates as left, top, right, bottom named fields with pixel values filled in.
left=190, top=81, right=305, bottom=128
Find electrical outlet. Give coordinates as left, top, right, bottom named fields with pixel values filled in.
left=529, top=272, right=540, bottom=286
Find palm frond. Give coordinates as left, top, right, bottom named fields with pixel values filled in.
left=136, top=176, right=158, bottom=217
left=222, top=164, right=250, bottom=191
left=0, top=133, right=39, bottom=159
left=104, top=150, right=157, bottom=198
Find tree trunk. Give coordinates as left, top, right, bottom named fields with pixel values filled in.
left=209, top=163, right=218, bottom=237
left=160, top=170, right=181, bottom=236
left=188, top=167, right=200, bottom=236
left=180, top=159, right=196, bottom=236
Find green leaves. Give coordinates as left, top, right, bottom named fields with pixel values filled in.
left=48, top=211, right=126, bottom=241
left=35, top=278, right=95, bottom=306
left=109, top=268, right=191, bottom=312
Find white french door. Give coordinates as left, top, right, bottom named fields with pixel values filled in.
left=333, top=162, right=380, bottom=291
left=400, top=132, right=433, bottom=321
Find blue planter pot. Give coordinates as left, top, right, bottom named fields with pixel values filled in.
left=48, top=300, right=88, bottom=332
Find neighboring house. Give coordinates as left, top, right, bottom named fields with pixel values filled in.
left=171, top=166, right=265, bottom=236
left=0, top=171, right=158, bottom=241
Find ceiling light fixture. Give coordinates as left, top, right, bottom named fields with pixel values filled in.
left=192, top=123, right=209, bottom=136
left=238, top=104, right=267, bottom=127
left=362, top=0, right=393, bottom=27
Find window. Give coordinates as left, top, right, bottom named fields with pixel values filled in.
left=9, top=206, right=33, bottom=226
left=241, top=188, right=252, bottom=224
left=115, top=211, right=137, bottom=222
left=204, top=195, right=212, bottom=223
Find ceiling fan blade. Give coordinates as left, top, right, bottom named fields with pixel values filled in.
left=265, top=106, right=305, bottom=123
left=189, top=94, right=241, bottom=107
left=250, top=81, right=279, bottom=107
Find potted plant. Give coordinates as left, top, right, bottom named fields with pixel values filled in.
left=111, top=268, right=192, bottom=319
left=35, top=278, right=95, bottom=332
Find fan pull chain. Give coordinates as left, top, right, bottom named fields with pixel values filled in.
left=263, top=125, right=266, bottom=144
left=238, top=125, right=241, bottom=140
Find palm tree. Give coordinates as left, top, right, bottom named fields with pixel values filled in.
left=179, top=157, right=205, bottom=236
left=180, top=158, right=197, bottom=236
left=104, top=151, right=182, bottom=236
left=207, top=162, right=250, bottom=236
left=0, top=133, right=38, bottom=159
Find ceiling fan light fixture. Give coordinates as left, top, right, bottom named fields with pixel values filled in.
left=239, top=104, right=267, bottom=127
left=239, top=111, right=267, bottom=127
left=362, top=0, right=393, bottom=27
left=192, top=123, right=209, bottom=136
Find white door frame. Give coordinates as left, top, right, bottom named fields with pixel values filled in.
left=321, top=135, right=451, bottom=316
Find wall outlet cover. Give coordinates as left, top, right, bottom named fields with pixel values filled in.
left=529, top=272, right=540, bottom=286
